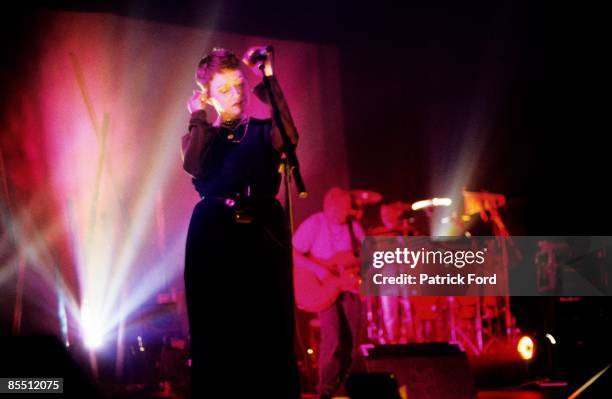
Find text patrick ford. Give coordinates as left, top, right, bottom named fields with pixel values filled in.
left=372, top=273, right=497, bottom=285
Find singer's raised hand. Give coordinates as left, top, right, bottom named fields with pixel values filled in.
left=243, top=46, right=274, bottom=77
left=187, top=89, right=208, bottom=113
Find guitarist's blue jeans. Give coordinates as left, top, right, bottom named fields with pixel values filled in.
left=318, top=291, right=364, bottom=396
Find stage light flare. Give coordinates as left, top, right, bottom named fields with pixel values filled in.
left=137, top=335, right=145, bottom=352
left=545, top=333, right=556, bottom=345
left=411, top=197, right=452, bottom=211
left=81, top=302, right=104, bottom=350
left=432, top=197, right=452, bottom=207
left=30, top=17, right=195, bottom=352
left=517, top=335, right=534, bottom=360
left=68, top=15, right=208, bottom=340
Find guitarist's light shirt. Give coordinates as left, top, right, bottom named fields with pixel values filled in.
left=293, top=212, right=365, bottom=260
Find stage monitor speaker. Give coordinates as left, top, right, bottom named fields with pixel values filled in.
left=363, top=342, right=476, bottom=399
left=346, top=372, right=401, bottom=399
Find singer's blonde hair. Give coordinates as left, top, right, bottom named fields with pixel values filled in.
left=195, top=48, right=243, bottom=90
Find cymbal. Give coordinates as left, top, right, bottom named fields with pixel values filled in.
left=350, top=189, right=383, bottom=205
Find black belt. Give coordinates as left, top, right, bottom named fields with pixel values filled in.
left=200, top=194, right=276, bottom=224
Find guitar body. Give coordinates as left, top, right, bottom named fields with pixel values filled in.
left=294, top=250, right=360, bottom=313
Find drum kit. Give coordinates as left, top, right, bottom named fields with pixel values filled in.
left=349, top=188, right=509, bottom=238
left=348, top=188, right=455, bottom=237
left=344, top=188, right=515, bottom=354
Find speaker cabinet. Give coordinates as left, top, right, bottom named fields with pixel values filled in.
left=363, top=343, right=476, bottom=399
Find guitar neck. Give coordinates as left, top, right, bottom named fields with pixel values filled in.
left=347, top=218, right=361, bottom=257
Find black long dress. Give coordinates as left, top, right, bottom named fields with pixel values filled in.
left=182, top=99, right=300, bottom=397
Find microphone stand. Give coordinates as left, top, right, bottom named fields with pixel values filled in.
left=258, top=63, right=313, bottom=392
left=259, top=64, right=308, bottom=234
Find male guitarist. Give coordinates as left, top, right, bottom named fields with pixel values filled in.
left=293, top=187, right=365, bottom=399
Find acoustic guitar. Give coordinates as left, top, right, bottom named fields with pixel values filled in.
left=294, top=220, right=362, bottom=312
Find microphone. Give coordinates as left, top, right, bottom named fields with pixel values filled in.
left=243, top=46, right=273, bottom=67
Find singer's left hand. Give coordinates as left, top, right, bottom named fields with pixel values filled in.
left=244, top=46, right=274, bottom=77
